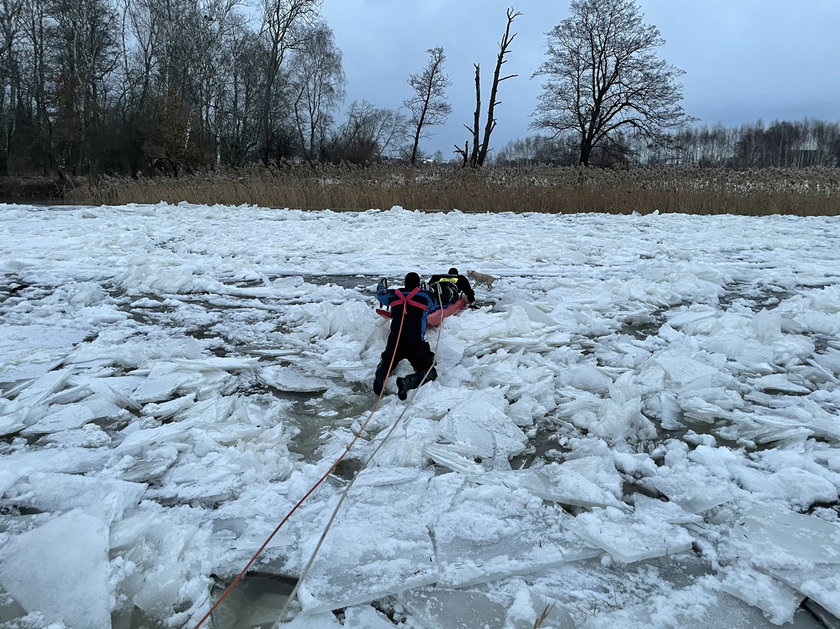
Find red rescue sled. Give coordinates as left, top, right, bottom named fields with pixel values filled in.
left=376, top=297, right=468, bottom=327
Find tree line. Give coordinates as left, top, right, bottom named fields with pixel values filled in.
left=0, top=0, right=836, bottom=177
left=0, top=0, right=455, bottom=175
left=496, top=118, right=840, bottom=169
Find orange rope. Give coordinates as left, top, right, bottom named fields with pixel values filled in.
left=192, top=296, right=409, bottom=629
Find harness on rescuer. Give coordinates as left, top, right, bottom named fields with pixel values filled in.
left=390, top=287, right=429, bottom=311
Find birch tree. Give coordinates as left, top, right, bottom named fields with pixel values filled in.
left=403, top=46, right=450, bottom=165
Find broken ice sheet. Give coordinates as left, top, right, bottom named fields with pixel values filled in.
left=483, top=460, right=627, bottom=510
left=433, top=481, right=599, bottom=588
left=21, top=472, right=146, bottom=522
left=0, top=510, right=111, bottom=628
left=650, top=467, right=737, bottom=513
left=731, top=504, right=840, bottom=566
left=398, top=587, right=507, bottom=629
left=752, top=373, right=811, bottom=394
left=437, top=394, right=527, bottom=460
left=564, top=503, right=694, bottom=564
left=296, top=468, right=439, bottom=613
left=260, top=365, right=331, bottom=392
left=718, top=567, right=803, bottom=625
left=0, top=325, right=87, bottom=383
left=20, top=403, right=95, bottom=435
left=769, top=564, right=840, bottom=619
left=12, top=367, right=73, bottom=406
left=581, top=580, right=809, bottom=629
left=424, top=442, right=484, bottom=475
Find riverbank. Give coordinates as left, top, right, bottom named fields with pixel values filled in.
left=0, top=175, right=75, bottom=203
left=6, top=165, right=840, bottom=215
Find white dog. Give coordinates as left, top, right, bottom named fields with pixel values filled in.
left=468, top=270, right=497, bottom=290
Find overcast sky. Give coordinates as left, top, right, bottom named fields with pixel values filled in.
left=319, top=0, right=840, bottom=159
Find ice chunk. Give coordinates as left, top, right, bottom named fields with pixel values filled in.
left=21, top=403, right=95, bottom=435
left=424, top=443, right=484, bottom=475
left=733, top=504, right=840, bottom=565
left=438, top=395, right=528, bottom=460
left=0, top=510, right=111, bottom=628
left=650, top=470, right=736, bottom=513
left=566, top=364, right=613, bottom=393
left=769, top=564, right=840, bottom=619
left=261, top=365, right=331, bottom=392
left=506, top=588, right=576, bottom=629
left=562, top=455, right=624, bottom=500
left=297, top=469, right=439, bottom=613
left=631, top=495, right=703, bottom=525
left=0, top=447, right=108, bottom=479
left=141, top=393, right=196, bottom=420
left=114, top=445, right=179, bottom=483
left=13, top=367, right=72, bottom=405
left=564, top=505, right=694, bottom=564
left=117, top=514, right=206, bottom=618
left=25, top=472, right=146, bottom=522
left=582, top=582, right=790, bottom=628
left=282, top=611, right=343, bottom=627
left=0, top=404, right=25, bottom=437
left=173, top=356, right=259, bottom=371
left=493, top=462, right=627, bottom=510
left=0, top=325, right=86, bottom=382
left=719, top=567, right=803, bottom=625
left=115, top=412, right=206, bottom=454
left=653, top=352, right=720, bottom=388
left=398, top=587, right=507, bottom=629
left=131, top=375, right=183, bottom=404
left=433, top=481, right=599, bottom=587
left=342, top=605, right=396, bottom=628
left=752, top=373, right=810, bottom=394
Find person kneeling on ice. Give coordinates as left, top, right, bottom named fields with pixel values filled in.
left=428, top=267, right=478, bottom=309
left=374, top=272, right=438, bottom=400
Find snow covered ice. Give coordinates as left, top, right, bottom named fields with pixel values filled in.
left=1, top=202, right=840, bottom=628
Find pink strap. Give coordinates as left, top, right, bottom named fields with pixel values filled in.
left=391, top=288, right=429, bottom=311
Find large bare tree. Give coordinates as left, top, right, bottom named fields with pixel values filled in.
left=403, top=46, right=450, bottom=165
left=455, top=8, right=520, bottom=168
left=532, top=0, right=690, bottom=166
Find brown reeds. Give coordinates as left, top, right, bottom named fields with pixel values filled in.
left=65, top=163, right=840, bottom=216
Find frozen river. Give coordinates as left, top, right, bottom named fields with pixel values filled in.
left=1, top=203, right=840, bottom=628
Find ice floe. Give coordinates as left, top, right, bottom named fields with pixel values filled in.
left=1, top=204, right=840, bottom=627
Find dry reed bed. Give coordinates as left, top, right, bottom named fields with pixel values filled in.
left=66, top=164, right=840, bottom=215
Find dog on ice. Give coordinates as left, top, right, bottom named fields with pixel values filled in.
left=468, top=270, right=497, bottom=290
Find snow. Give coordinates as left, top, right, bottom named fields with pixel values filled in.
left=1, top=203, right=840, bottom=627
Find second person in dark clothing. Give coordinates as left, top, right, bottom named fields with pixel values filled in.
left=428, top=267, right=477, bottom=308
left=374, top=272, right=438, bottom=400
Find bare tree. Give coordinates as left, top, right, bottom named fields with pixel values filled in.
left=50, top=0, right=120, bottom=173
left=455, top=8, right=520, bottom=168
left=532, top=0, right=690, bottom=166
left=403, top=46, right=450, bottom=165
left=0, top=0, right=23, bottom=174
left=288, top=22, right=343, bottom=161
left=257, top=0, right=318, bottom=165
left=326, top=100, right=405, bottom=163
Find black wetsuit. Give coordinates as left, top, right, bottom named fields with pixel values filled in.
left=374, top=286, right=438, bottom=397
left=428, top=273, right=476, bottom=305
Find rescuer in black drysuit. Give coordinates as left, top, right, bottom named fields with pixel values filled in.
left=374, top=272, right=437, bottom=400
left=428, top=267, right=477, bottom=308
